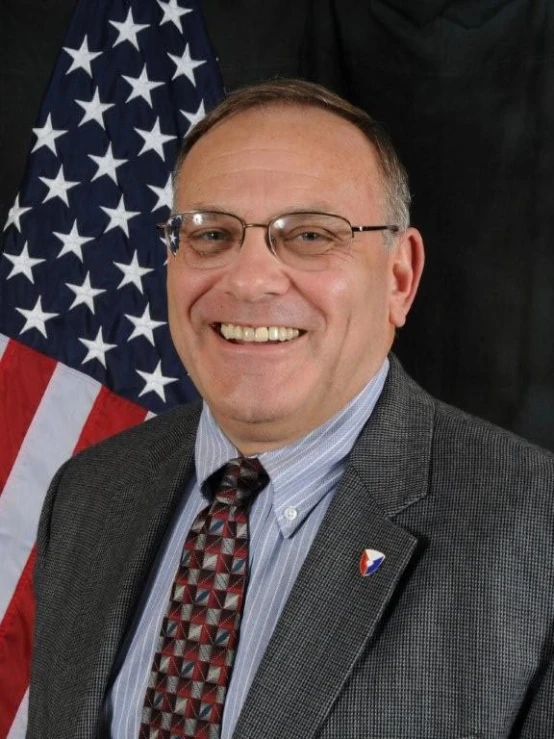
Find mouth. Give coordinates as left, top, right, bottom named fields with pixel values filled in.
left=214, top=322, right=304, bottom=343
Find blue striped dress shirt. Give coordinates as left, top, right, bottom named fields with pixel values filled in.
left=106, top=359, right=389, bottom=738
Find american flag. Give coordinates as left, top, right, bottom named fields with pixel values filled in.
left=0, top=0, right=223, bottom=734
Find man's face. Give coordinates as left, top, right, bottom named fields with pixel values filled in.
left=168, top=105, right=423, bottom=453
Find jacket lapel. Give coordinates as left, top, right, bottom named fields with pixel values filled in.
left=234, top=358, right=434, bottom=739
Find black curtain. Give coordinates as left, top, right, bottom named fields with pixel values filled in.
left=301, top=0, right=554, bottom=449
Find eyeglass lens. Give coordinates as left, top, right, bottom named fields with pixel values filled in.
left=166, top=211, right=354, bottom=271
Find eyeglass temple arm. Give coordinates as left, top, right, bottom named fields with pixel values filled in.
left=352, top=225, right=400, bottom=233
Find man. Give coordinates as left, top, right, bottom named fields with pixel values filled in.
left=28, top=80, right=554, bottom=738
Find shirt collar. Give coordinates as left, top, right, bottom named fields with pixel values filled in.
left=195, top=358, right=389, bottom=536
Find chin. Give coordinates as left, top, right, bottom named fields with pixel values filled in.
left=221, top=398, right=290, bottom=426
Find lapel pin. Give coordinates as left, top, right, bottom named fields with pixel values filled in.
left=359, top=548, right=386, bottom=576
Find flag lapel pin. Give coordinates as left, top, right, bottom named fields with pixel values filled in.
left=359, top=548, right=386, bottom=576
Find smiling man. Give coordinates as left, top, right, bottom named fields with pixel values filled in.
left=28, top=80, right=554, bottom=739
left=166, top=98, right=422, bottom=453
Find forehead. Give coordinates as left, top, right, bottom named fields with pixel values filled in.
left=175, top=105, right=384, bottom=216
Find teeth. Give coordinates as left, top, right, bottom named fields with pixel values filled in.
left=219, top=323, right=300, bottom=343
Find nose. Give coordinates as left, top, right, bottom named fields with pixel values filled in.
left=221, top=224, right=290, bottom=301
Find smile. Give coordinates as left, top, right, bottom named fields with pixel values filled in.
left=217, top=323, right=302, bottom=343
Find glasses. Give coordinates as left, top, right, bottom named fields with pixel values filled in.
left=157, top=210, right=400, bottom=272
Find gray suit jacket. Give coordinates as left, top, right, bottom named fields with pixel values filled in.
left=27, top=357, right=554, bottom=738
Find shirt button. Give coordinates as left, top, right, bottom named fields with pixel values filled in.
left=284, top=506, right=298, bottom=521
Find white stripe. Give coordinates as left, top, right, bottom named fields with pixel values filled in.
left=0, top=362, right=101, bottom=621
left=0, top=332, right=9, bottom=361
left=6, top=688, right=28, bottom=739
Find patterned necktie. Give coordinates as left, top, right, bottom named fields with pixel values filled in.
left=140, top=456, right=269, bottom=739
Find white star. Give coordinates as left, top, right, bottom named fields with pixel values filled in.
left=181, top=100, right=206, bottom=131
left=110, top=7, right=150, bottom=50
left=89, top=143, right=127, bottom=183
left=113, top=252, right=154, bottom=293
left=3, top=242, right=45, bottom=283
left=53, top=220, right=94, bottom=261
left=79, top=327, right=117, bottom=368
left=75, top=87, right=114, bottom=128
left=134, top=118, right=176, bottom=161
left=3, top=195, right=31, bottom=232
left=66, top=272, right=106, bottom=313
left=4, top=242, right=45, bottom=283
left=168, top=45, right=206, bottom=86
left=31, top=113, right=67, bottom=155
left=137, top=360, right=178, bottom=401
left=39, top=164, right=79, bottom=206
left=122, top=65, right=164, bottom=107
left=63, top=35, right=102, bottom=77
left=156, top=0, right=193, bottom=31
left=125, top=304, right=166, bottom=345
left=101, top=195, right=140, bottom=237
left=148, top=173, right=173, bottom=211
left=17, top=297, right=58, bottom=339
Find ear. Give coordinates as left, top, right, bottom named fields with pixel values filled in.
left=388, top=227, right=425, bottom=328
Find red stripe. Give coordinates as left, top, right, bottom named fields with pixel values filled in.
left=73, top=384, right=148, bottom=454
left=0, top=549, right=36, bottom=738
left=0, top=341, right=57, bottom=495
left=0, top=379, right=147, bottom=736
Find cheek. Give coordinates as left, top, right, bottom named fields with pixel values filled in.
left=166, top=265, right=210, bottom=330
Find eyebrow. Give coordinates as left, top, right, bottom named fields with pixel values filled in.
left=174, top=202, right=340, bottom=216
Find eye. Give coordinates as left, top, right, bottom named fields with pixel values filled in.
left=182, top=226, right=236, bottom=258
left=284, top=227, right=334, bottom=243
left=297, top=230, right=331, bottom=242
left=280, top=226, right=338, bottom=257
left=189, top=228, right=232, bottom=242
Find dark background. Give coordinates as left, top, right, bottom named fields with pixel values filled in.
left=2, top=0, right=554, bottom=450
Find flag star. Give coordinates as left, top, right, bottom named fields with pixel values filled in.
left=157, top=0, right=193, bottom=31
left=137, top=360, right=178, bottom=401
left=39, top=164, right=79, bottom=206
left=148, top=173, right=173, bottom=211
left=31, top=113, right=67, bottom=156
left=54, top=220, right=94, bottom=261
left=66, top=272, right=106, bottom=313
left=122, top=65, right=164, bottom=107
left=3, top=242, right=45, bottom=283
left=134, top=118, right=176, bottom=161
left=101, top=195, right=140, bottom=237
left=110, top=7, right=150, bottom=50
left=63, top=35, right=102, bottom=77
left=3, top=195, right=31, bottom=232
left=125, top=304, right=166, bottom=345
left=75, top=87, right=115, bottom=128
left=181, top=100, right=206, bottom=131
left=114, top=252, right=154, bottom=293
left=168, top=45, right=206, bottom=86
left=89, top=143, right=127, bottom=183
left=79, top=327, right=117, bottom=368
left=16, top=297, right=59, bottom=339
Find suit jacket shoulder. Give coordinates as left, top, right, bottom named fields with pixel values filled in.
left=29, top=401, right=202, bottom=738
left=236, top=357, right=554, bottom=739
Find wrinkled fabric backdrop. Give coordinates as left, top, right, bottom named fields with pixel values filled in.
left=2, top=0, right=553, bottom=450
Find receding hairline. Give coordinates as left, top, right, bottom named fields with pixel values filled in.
left=175, top=100, right=382, bottom=177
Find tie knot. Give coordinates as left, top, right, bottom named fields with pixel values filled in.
left=211, top=456, right=269, bottom=507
